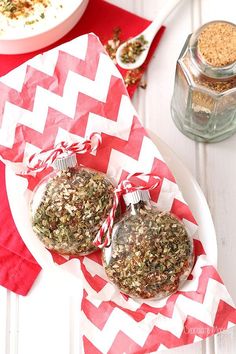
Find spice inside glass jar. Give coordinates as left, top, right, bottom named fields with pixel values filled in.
left=171, top=20, right=236, bottom=143
left=31, top=154, right=115, bottom=256
left=103, top=190, right=194, bottom=300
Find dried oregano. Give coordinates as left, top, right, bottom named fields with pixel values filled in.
left=31, top=167, right=115, bottom=255
left=120, top=35, right=148, bottom=64
left=103, top=202, right=194, bottom=299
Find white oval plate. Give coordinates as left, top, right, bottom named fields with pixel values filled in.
left=0, top=0, right=88, bottom=54
left=151, top=134, right=217, bottom=267
left=5, top=136, right=217, bottom=269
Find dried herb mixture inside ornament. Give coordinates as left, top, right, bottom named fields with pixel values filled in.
left=31, top=156, right=115, bottom=255
left=103, top=193, right=194, bottom=300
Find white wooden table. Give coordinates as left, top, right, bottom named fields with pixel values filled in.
left=0, top=0, right=235, bottom=353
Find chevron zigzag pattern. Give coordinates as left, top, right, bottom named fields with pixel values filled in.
left=0, top=33, right=235, bottom=353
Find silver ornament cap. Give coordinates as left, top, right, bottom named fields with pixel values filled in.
left=123, top=190, right=150, bottom=206
left=53, top=153, right=77, bottom=171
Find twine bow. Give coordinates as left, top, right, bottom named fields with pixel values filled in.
left=93, top=172, right=160, bottom=248
left=27, top=133, right=102, bottom=172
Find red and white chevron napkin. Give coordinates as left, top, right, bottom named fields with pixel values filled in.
left=0, top=33, right=235, bottom=353
left=0, top=0, right=165, bottom=297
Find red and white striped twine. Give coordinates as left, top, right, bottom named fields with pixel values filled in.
left=27, top=132, right=102, bottom=173
left=93, top=172, right=160, bottom=248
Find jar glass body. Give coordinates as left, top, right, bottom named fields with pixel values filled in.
left=171, top=23, right=236, bottom=143
left=103, top=202, right=194, bottom=300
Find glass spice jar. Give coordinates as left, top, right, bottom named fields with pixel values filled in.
left=30, top=154, right=115, bottom=256
left=171, top=20, right=236, bottom=142
left=103, top=190, right=194, bottom=300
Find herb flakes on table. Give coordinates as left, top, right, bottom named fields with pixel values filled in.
left=103, top=27, right=121, bottom=64
left=103, top=204, right=194, bottom=299
left=31, top=168, right=115, bottom=255
left=124, top=68, right=146, bottom=88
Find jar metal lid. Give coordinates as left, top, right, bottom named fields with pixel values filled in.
left=53, top=153, right=77, bottom=170
left=123, top=190, right=150, bottom=206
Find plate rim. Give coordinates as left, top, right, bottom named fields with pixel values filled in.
left=150, top=132, right=217, bottom=267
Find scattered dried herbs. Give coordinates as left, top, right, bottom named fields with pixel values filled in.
left=31, top=168, right=115, bottom=255
left=103, top=203, right=194, bottom=299
left=103, top=27, right=121, bottom=64
left=120, top=35, right=148, bottom=64
left=124, top=68, right=145, bottom=88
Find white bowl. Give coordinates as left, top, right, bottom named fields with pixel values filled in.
left=0, top=0, right=89, bottom=54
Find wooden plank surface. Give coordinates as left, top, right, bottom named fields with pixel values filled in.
left=199, top=1, right=236, bottom=353
left=0, top=287, right=9, bottom=354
